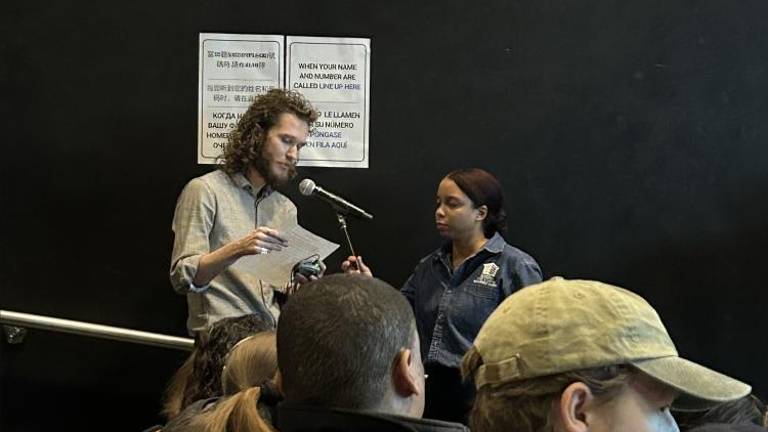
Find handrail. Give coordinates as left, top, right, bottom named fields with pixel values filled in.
left=0, top=309, right=194, bottom=351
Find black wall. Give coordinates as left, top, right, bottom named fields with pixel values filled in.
left=2, top=1, right=767, bottom=430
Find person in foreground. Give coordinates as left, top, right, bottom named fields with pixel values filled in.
left=462, top=277, right=753, bottom=432
left=675, top=394, right=767, bottom=431
left=275, top=273, right=469, bottom=432
left=343, top=168, right=542, bottom=422
left=687, top=423, right=767, bottom=432
left=162, top=330, right=280, bottom=432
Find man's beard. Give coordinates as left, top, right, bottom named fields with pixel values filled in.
left=253, top=155, right=297, bottom=187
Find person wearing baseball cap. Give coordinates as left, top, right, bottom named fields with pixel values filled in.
left=461, top=277, right=752, bottom=432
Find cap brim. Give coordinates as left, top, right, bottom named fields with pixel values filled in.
left=630, top=356, right=751, bottom=411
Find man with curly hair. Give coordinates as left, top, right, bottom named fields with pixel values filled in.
left=170, top=89, right=318, bottom=334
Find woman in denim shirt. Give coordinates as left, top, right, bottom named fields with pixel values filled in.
left=344, top=168, right=543, bottom=423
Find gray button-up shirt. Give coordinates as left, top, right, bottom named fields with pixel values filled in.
left=170, top=170, right=296, bottom=333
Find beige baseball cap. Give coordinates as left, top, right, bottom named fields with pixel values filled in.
left=471, top=277, right=751, bottom=410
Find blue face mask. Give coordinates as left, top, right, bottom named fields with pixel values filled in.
left=647, top=407, right=680, bottom=432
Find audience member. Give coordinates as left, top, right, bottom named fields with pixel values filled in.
left=164, top=331, right=279, bottom=432
left=275, top=273, right=468, bottom=432
left=675, top=395, right=767, bottom=431
left=161, top=347, right=197, bottom=421
left=183, top=314, right=273, bottom=407
left=687, top=423, right=767, bottom=432
left=462, top=277, right=752, bottom=432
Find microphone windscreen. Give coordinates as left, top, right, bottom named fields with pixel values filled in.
left=298, top=178, right=316, bottom=196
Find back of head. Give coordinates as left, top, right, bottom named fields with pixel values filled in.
left=162, top=351, right=197, bottom=421
left=183, top=331, right=279, bottom=432
left=675, top=395, right=768, bottom=431
left=183, top=314, right=274, bottom=407
left=687, top=424, right=768, bottom=432
left=277, top=273, right=415, bottom=410
left=221, top=331, right=278, bottom=395
left=462, top=277, right=752, bottom=432
left=189, top=386, right=275, bottom=432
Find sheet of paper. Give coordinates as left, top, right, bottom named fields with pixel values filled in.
left=232, top=224, right=339, bottom=286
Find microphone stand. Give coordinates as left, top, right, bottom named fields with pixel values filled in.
left=336, top=212, right=357, bottom=258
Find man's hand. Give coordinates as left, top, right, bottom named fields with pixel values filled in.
left=236, top=227, right=288, bottom=256
left=192, top=226, right=288, bottom=287
left=293, top=261, right=326, bottom=285
left=341, top=256, right=373, bottom=277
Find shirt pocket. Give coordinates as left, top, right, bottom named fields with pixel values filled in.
left=463, top=281, right=500, bottom=301
left=450, top=283, right=501, bottom=341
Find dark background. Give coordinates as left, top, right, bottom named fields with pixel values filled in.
left=2, top=0, right=766, bottom=429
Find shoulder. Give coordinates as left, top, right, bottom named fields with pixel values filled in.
left=414, top=246, right=443, bottom=269
left=265, top=190, right=297, bottom=218
left=498, top=242, right=543, bottom=286
left=403, top=248, right=444, bottom=286
left=493, top=238, right=542, bottom=280
left=484, top=234, right=538, bottom=266
left=500, top=243, right=539, bottom=268
left=182, top=170, right=231, bottom=194
left=270, top=190, right=296, bottom=208
left=176, top=178, right=214, bottom=209
left=381, top=412, right=470, bottom=432
left=162, top=397, right=219, bottom=431
left=198, top=169, right=236, bottom=189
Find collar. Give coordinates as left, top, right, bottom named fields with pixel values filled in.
left=277, top=403, right=469, bottom=432
left=231, top=171, right=273, bottom=199
left=435, top=232, right=505, bottom=262
left=483, top=232, right=506, bottom=253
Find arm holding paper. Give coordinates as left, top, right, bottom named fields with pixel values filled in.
left=193, top=227, right=289, bottom=287
left=233, top=223, right=338, bottom=287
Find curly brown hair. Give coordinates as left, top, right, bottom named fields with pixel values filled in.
left=220, top=89, right=318, bottom=175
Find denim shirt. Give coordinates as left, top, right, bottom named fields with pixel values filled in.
left=401, top=233, right=543, bottom=368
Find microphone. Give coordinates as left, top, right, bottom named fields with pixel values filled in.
left=299, top=179, right=373, bottom=220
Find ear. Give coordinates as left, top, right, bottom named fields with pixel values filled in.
left=557, top=382, right=592, bottom=432
left=392, top=349, right=421, bottom=398
left=475, top=205, right=488, bottom=222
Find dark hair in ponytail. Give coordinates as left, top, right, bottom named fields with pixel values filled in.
left=446, top=168, right=506, bottom=238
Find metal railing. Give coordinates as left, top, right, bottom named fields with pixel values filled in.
left=0, top=309, right=194, bottom=351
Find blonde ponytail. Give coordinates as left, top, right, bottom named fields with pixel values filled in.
left=193, top=386, right=274, bottom=432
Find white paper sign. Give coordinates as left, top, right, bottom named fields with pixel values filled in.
left=198, top=33, right=284, bottom=164
left=287, top=36, right=371, bottom=168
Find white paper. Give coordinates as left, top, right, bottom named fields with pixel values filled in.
left=232, top=223, right=339, bottom=286
left=287, top=36, right=371, bottom=168
left=198, top=33, right=284, bottom=164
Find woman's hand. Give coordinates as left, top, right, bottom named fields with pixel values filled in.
left=341, top=255, right=373, bottom=277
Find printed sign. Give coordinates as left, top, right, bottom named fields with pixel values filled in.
left=287, top=36, right=371, bottom=168
left=198, top=33, right=284, bottom=164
